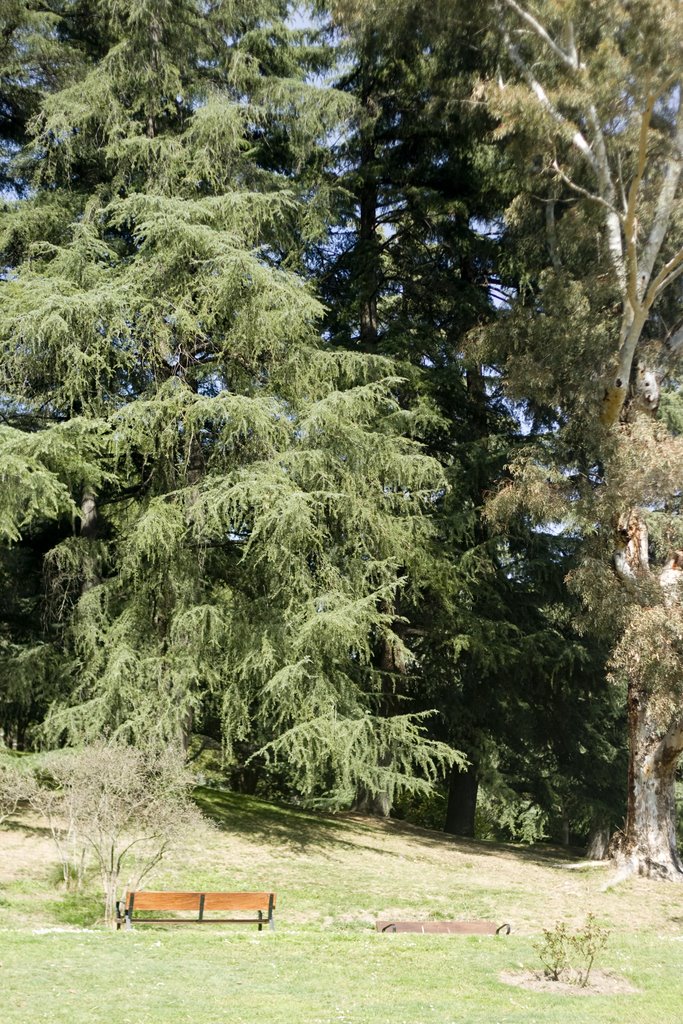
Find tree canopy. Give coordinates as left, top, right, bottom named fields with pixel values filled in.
left=2, top=0, right=683, bottom=875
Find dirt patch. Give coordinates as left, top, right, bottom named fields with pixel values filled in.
left=500, top=969, right=639, bottom=996
left=0, top=822, right=55, bottom=883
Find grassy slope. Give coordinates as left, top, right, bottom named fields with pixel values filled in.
left=1, top=788, right=682, bottom=1023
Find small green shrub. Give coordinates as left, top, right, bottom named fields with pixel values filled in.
left=534, top=913, right=610, bottom=987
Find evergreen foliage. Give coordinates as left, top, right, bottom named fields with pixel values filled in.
left=1, top=0, right=654, bottom=847
left=473, top=0, right=683, bottom=872
left=0, top=0, right=454, bottom=803
left=305, top=0, right=618, bottom=835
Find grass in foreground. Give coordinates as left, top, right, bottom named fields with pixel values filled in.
left=1, top=788, right=682, bottom=1024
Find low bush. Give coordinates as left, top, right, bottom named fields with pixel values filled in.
left=534, top=913, right=610, bottom=987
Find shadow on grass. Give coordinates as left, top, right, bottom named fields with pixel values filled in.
left=2, top=818, right=54, bottom=838
left=194, top=787, right=379, bottom=856
left=193, top=787, right=579, bottom=869
left=381, top=817, right=581, bottom=868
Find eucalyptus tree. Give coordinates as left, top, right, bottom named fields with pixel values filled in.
left=479, top=0, right=683, bottom=876
left=0, top=0, right=455, bottom=802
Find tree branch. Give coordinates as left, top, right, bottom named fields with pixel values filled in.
left=501, top=12, right=626, bottom=283
left=502, top=0, right=582, bottom=70
left=550, top=161, right=617, bottom=213
left=639, top=96, right=683, bottom=288
left=624, top=95, right=657, bottom=307
left=502, top=31, right=598, bottom=174
left=585, top=104, right=623, bottom=282
left=645, top=247, right=683, bottom=305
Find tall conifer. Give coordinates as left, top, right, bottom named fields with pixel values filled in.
left=0, top=0, right=454, bottom=801
left=309, top=0, right=615, bottom=837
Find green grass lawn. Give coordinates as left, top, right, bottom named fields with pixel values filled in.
left=1, top=788, right=683, bottom=1023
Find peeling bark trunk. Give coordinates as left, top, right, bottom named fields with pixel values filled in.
left=613, top=685, right=683, bottom=879
left=498, top=3, right=683, bottom=881
left=444, top=763, right=478, bottom=837
left=610, top=515, right=683, bottom=877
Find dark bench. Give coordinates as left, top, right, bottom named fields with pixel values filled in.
left=116, top=891, right=276, bottom=931
left=376, top=920, right=510, bottom=935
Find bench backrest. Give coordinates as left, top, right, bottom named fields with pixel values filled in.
left=127, top=891, right=276, bottom=913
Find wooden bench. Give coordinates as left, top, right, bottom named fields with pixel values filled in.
left=376, top=920, right=510, bottom=935
left=116, top=891, right=276, bottom=931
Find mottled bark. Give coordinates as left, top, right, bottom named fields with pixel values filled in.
left=610, top=516, right=683, bottom=876
left=613, top=689, right=683, bottom=879
left=498, top=3, right=683, bottom=879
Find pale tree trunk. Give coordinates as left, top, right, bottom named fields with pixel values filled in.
left=613, top=692, right=683, bottom=879
left=610, top=516, right=683, bottom=878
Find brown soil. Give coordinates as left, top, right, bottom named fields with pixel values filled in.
left=500, top=968, right=639, bottom=996
left=0, top=821, right=54, bottom=882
